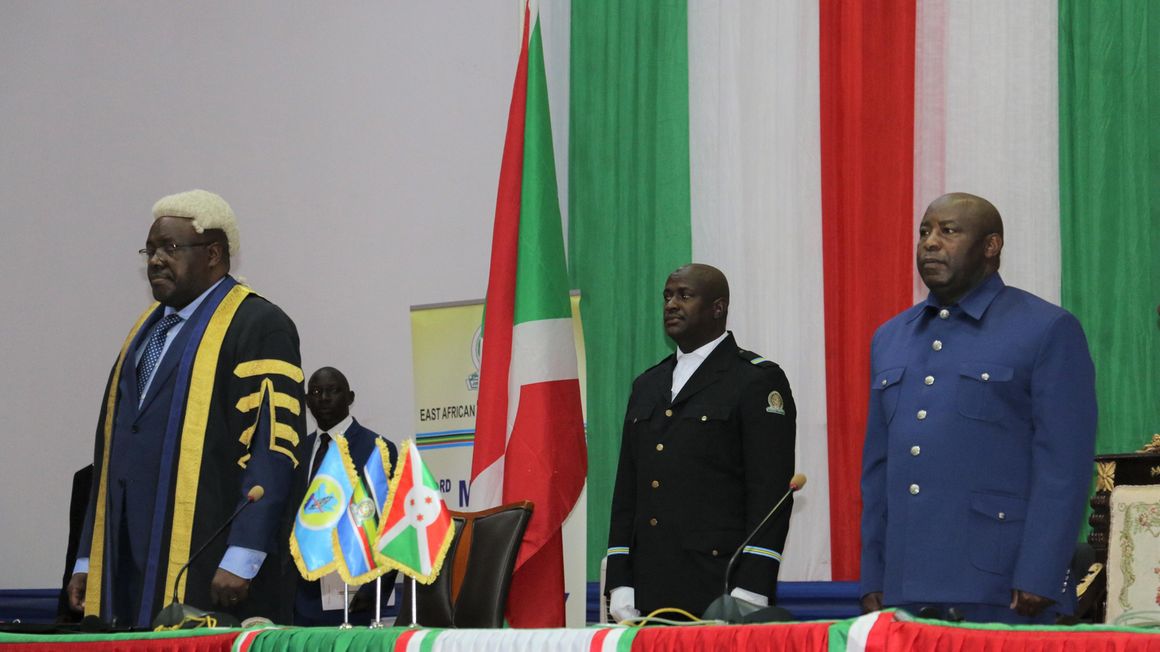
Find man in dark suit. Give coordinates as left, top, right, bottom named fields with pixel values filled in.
left=291, top=366, right=399, bottom=626
left=68, top=190, right=305, bottom=627
left=606, top=264, right=797, bottom=620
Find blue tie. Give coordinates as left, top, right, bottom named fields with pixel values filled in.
left=136, top=314, right=182, bottom=398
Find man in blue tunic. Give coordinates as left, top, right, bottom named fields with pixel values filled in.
left=859, top=193, right=1097, bottom=623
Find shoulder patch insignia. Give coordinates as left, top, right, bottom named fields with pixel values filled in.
left=766, top=391, right=786, bottom=415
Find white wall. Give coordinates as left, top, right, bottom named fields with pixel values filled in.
left=0, top=1, right=570, bottom=590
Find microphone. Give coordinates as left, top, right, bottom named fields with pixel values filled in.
left=151, top=485, right=264, bottom=630
left=702, top=473, right=806, bottom=623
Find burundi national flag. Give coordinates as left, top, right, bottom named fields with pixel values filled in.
left=469, top=0, right=587, bottom=628
left=290, top=434, right=354, bottom=580
left=374, top=439, right=455, bottom=584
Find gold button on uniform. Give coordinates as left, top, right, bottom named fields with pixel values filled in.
left=932, top=340, right=943, bottom=351
left=649, top=518, right=658, bottom=526
left=938, top=308, right=950, bottom=319
left=665, top=409, right=673, bottom=417
left=700, top=415, right=708, bottom=422
left=910, top=445, right=921, bottom=456
left=656, top=443, right=664, bottom=452
left=917, top=409, right=927, bottom=420
left=651, top=480, right=660, bottom=488
left=909, top=484, right=920, bottom=495
left=924, top=375, right=934, bottom=386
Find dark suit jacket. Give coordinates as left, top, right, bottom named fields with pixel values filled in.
left=607, top=332, right=797, bottom=614
left=289, top=418, right=399, bottom=625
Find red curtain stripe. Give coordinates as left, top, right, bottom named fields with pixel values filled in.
left=819, top=0, right=918, bottom=581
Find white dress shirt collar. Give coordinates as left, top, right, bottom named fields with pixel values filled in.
left=671, top=331, right=729, bottom=400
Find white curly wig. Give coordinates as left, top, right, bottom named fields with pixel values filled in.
left=151, top=189, right=239, bottom=257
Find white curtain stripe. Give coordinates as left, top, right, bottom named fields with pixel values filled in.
left=914, top=0, right=1061, bottom=304
left=688, top=0, right=831, bottom=581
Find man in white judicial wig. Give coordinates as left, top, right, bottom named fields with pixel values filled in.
left=69, top=189, right=306, bottom=626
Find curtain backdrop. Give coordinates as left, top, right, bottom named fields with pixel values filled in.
left=569, top=1, right=693, bottom=580
left=1059, top=0, right=1160, bottom=464
left=686, top=1, right=831, bottom=581
left=913, top=0, right=1061, bottom=303
left=569, top=0, right=1160, bottom=584
left=819, top=0, right=917, bottom=580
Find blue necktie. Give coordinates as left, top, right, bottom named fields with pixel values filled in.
left=136, top=314, right=182, bottom=398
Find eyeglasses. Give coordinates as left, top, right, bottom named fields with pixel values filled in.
left=138, top=242, right=213, bottom=260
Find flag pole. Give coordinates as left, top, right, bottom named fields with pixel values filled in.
left=369, top=577, right=383, bottom=629
left=339, top=582, right=352, bottom=629
left=410, top=576, right=418, bottom=627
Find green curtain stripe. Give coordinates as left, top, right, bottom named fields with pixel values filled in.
left=514, top=17, right=573, bottom=326
left=569, top=1, right=692, bottom=579
left=1059, top=0, right=1160, bottom=469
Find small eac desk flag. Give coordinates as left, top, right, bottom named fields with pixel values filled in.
left=373, top=440, right=455, bottom=584
left=291, top=434, right=399, bottom=586
left=290, top=435, right=355, bottom=580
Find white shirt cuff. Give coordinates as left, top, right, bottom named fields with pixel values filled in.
left=74, top=557, right=89, bottom=574
left=730, top=586, right=769, bottom=606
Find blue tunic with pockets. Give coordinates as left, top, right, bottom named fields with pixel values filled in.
left=860, top=273, right=1097, bottom=616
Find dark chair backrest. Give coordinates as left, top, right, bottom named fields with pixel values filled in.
left=396, top=500, right=533, bottom=628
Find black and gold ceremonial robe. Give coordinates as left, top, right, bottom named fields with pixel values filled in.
left=77, top=277, right=305, bottom=627
left=606, top=333, right=797, bottom=615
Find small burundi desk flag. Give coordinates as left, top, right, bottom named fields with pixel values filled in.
left=373, top=440, right=455, bottom=584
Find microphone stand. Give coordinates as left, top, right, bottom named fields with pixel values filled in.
left=152, top=487, right=263, bottom=629
left=702, top=476, right=804, bottom=623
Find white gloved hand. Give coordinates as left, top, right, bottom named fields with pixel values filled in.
left=729, top=586, right=769, bottom=607
left=609, top=586, right=641, bottom=623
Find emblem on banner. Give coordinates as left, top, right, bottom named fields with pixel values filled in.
left=352, top=497, right=376, bottom=523
left=467, top=325, right=482, bottom=390
left=300, top=475, right=346, bottom=530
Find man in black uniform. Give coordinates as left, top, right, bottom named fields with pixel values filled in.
left=606, top=264, right=797, bottom=621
